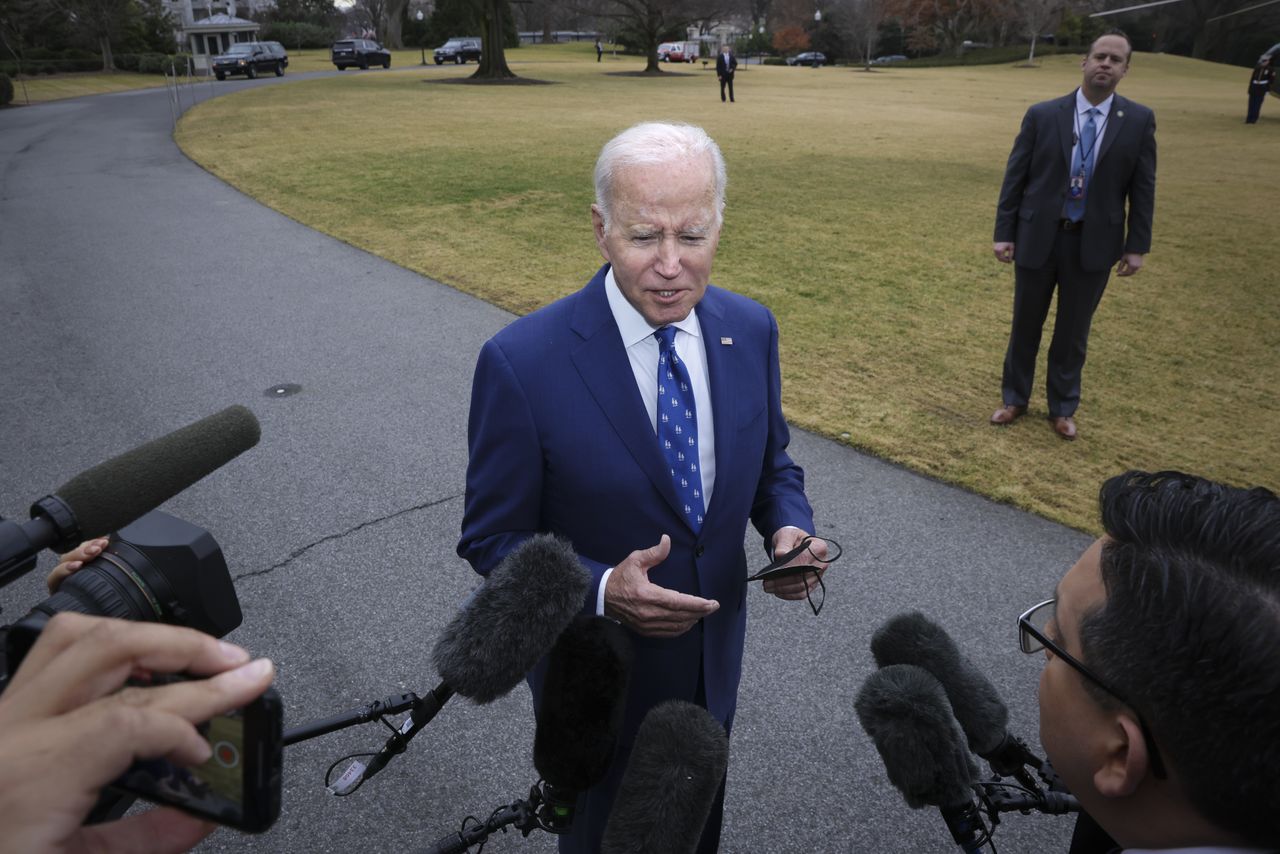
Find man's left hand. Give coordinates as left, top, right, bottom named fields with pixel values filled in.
left=1116, top=253, right=1145, bottom=276
left=765, top=527, right=828, bottom=600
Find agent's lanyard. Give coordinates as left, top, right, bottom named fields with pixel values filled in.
left=1073, top=107, right=1110, bottom=177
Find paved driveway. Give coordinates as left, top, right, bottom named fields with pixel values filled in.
left=0, top=77, right=1087, bottom=852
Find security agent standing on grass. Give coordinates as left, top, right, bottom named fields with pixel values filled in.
left=1246, top=54, right=1274, bottom=124
left=990, top=30, right=1156, bottom=441
left=716, top=45, right=737, bottom=102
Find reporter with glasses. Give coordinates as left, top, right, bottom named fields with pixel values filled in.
left=1018, top=470, right=1279, bottom=853
left=0, top=601, right=275, bottom=853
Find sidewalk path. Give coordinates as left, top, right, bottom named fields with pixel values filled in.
left=0, top=78, right=1086, bottom=853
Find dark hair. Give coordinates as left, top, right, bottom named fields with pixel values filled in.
left=1080, top=470, right=1280, bottom=846
left=1089, top=29, right=1133, bottom=62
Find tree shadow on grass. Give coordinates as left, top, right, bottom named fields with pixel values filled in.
left=603, top=70, right=698, bottom=78
left=428, top=77, right=558, bottom=85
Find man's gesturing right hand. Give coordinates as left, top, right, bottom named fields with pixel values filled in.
left=604, top=535, right=719, bottom=638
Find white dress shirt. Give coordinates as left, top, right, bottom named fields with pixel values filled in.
left=596, top=267, right=717, bottom=613
left=1071, top=87, right=1115, bottom=176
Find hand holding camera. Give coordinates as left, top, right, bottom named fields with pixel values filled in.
left=0, top=612, right=275, bottom=854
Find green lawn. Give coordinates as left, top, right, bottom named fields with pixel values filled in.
left=175, top=43, right=1280, bottom=532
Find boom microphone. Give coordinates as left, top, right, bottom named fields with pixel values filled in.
left=871, top=611, right=1040, bottom=781
left=433, top=534, right=592, bottom=703
left=601, top=701, right=730, bottom=854
left=855, top=664, right=987, bottom=852
left=1, top=405, right=261, bottom=588
left=533, top=615, right=632, bottom=829
left=333, top=534, right=591, bottom=788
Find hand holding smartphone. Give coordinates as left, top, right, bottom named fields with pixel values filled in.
left=0, top=614, right=280, bottom=853
left=113, top=674, right=283, bottom=833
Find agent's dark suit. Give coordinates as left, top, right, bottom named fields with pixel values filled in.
left=994, top=90, right=1156, bottom=417
left=458, top=264, right=814, bottom=852
left=716, top=51, right=737, bottom=102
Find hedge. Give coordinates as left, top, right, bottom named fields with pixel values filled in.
left=0, top=73, right=13, bottom=106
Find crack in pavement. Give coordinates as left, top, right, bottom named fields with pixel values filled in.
left=234, top=492, right=464, bottom=582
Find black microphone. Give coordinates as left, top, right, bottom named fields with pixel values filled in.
left=338, top=534, right=591, bottom=788
left=433, top=534, right=592, bottom=703
left=533, top=615, right=632, bottom=831
left=421, top=616, right=631, bottom=853
left=855, top=664, right=988, bottom=853
left=871, top=611, right=1042, bottom=783
left=601, top=701, right=730, bottom=854
left=0, top=405, right=261, bottom=588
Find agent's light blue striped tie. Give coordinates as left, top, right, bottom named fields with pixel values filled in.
left=655, top=326, right=704, bottom=531
left=1064, top=107, right=1099, bottom=222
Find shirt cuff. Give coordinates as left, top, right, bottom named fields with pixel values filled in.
left=596, top=567, right=614, bottom=616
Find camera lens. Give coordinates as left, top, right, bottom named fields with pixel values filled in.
left=36, top=541, right=173, bottom=623
left=7, top=511, right=242, bottom=661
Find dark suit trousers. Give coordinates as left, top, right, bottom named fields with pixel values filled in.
left=557, top=624, right=732, bottom=854
left=1001, top=229, right=1111, bottom=417
left=1247, top=89, right=1266, bottom=123
left=720, top=76, right=734, bottom=102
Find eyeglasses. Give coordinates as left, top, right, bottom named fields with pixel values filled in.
left=1018, top=599, right=1167, bottom=779
left=746, top=536, right=842, bottom=616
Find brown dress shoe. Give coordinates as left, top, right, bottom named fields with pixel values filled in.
left=1050, top=416, right=1077, bottom=440
left=990, top=404, right=1028, bottom=425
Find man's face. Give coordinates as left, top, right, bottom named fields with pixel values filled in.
left=1037, top=539, right=1112, bottom=812
left=1081, top=35, right=1130, bottom=95
left=592, top=156, right=721, bottom=327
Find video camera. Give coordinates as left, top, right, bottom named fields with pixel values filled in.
left=0, top=405, right=281, bottom=832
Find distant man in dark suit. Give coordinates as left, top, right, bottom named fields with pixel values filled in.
left=1246, top=54, right=1274, bottom=123
left=716, top=45, right=738, bottom=102
left=991, top=31, right=1156, bottom=440
left=458, top=122, right=825, bottom=853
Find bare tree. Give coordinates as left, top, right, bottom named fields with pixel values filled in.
left=591, top=0, right=727, bottom=72
left=1017, top=0, right=1060, bottom=63
left=472, top=0, right=516, bottom=78
left=895, top=0, right=1002, bottom=57
left=54, top=0, right=133, bottom=70
left=351, top=0, right=389, bottom=39
left=836, top=0, right=892, bottom=68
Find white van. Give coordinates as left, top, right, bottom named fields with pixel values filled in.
left=657, top=41, right=700, bottom=63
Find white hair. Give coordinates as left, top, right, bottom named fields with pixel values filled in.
left=593, top=122, right=727, bottom=231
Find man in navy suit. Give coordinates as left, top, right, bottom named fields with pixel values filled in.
left=716, top=45, right=737, bottom=102
left=991, top=31, right=1156, bottom=440
left=458, top=122, right=825, bottom=852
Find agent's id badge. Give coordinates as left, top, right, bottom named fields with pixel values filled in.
left=1068, top=172, right=1085, bottom=200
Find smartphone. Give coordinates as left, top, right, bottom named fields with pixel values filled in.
left=110, top=677, right=282, bottom=833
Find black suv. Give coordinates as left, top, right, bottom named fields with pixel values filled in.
left=433, top=37, right=482, bottom=65
left=261, top=41, right=289, bottom=69
left=331, top=39, right=392, bottom=70
left=211, top=42, right=286, bottom=80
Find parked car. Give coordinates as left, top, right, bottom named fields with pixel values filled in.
left=261, top=41, right=289, bottom=69
left=434, top=37, right=482, bottom=65
left=657, top=41, right=699, bottom=62
left=785, top=51, right=826, bottom=67
left=331, top=39, right=392, bottom=70
left=212, top=43, right=285, bottom=80
left=871, top=54, right=907, bottom=65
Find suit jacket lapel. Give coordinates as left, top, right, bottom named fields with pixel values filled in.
left=568, top=267, right=689, bottom=527
left=1096, top=94, right=1127, bottom=167
left=1057, top=93, right=1076, bottom=171
left=695, top=288, right=735, bottom=526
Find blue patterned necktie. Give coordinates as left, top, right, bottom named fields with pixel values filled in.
left=655, top=326, right=704, bottom=531
left=1064, top=107, right=1099, bottom=222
